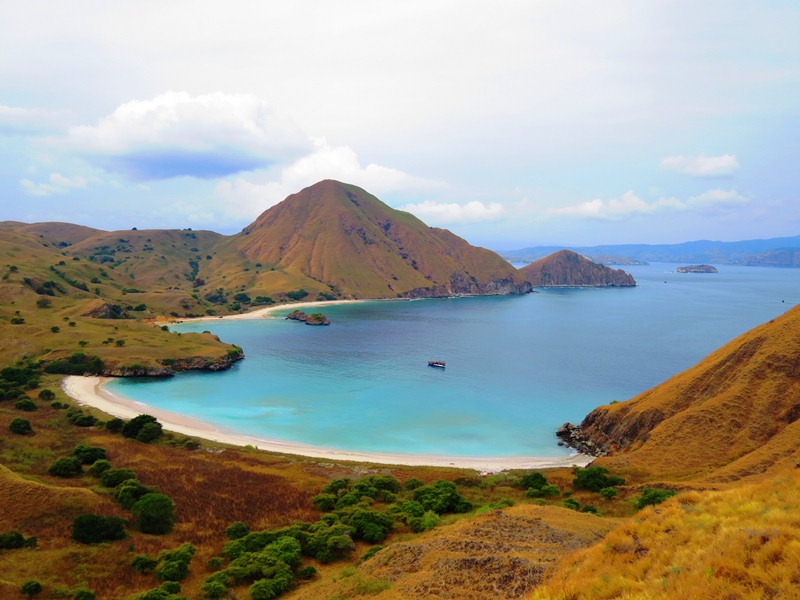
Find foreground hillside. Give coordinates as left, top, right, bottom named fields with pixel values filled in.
left=563, top=304, right=800, bottom=483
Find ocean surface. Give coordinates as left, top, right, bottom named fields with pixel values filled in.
left=107, top=264, right=800, bottom=458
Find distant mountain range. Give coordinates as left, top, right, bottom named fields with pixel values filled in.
left=501, top=235, right=800, bottom=267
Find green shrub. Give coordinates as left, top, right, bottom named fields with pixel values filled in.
left=106, top=417, right=125, bottom=433
left=526, top=484, right=560, bottom=498
left=122, top=414, right=161, bottom=440
left=20, top=580, right=42, bottom=598
left=412, top=480, right=472, bottom=514
left=88, top=459, right=112, bottom=477
left=0, top=530, right=25, bottom=549
left=519, top=471, right=547, bottom=490
left=115, top=480, right=153, bottom=510
left=225, top=521, right=250, bottom=540
left=636, top=488, right=676, bottom=510
left=131, top=554, right=159, bottom=574
left=72, top=445, right=107, bottom=464
left=15, top=398, right=37, bottom=411
left=48, top=457, right=83, bottom=478
left=600, top=487, right=619, bottom=500
left=9, top=418, right=32, bottom=435
left=132, top=494, right=176, bottom=534
left=572, top=466, right=625, bottom=492
left=101, top=468, right=136, bottom=488
left=71, top=514, right=126, bottom=544
left=38, top=389, right=55, bottom=401
left=562, top=498, right=581, bottom=511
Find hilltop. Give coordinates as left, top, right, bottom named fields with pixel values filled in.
left=519, top=249, right=636, bottom=287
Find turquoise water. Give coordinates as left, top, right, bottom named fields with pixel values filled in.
left=108, top=264, right=800, bottom=458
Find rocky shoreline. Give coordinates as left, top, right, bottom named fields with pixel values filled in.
left=556, top=422, right=607, bottom=457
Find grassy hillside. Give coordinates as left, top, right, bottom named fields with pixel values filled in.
left=520, top=249, right=636, bottom=287
left=226, top=179, right=530, bottom=299
left=572, top=304, right=800, bottom=483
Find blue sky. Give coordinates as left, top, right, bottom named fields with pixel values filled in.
left=1, top=1, right=798, bottom=249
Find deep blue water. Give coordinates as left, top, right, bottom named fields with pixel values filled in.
left=107, top=264, right=800, bottom=458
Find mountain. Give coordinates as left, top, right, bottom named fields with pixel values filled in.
left=502, top=235, right=800, bottom=267
left=220, top=179, right=531, bottom=298
left=560, top=304, right=800, bottom=482
left=519, top=250, right=636, bottom=287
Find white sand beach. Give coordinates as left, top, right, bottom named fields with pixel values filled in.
left=172, top=299, right=370, bottom=323
left=61, top=375, right=593, bottom=473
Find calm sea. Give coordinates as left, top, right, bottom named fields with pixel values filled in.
left=107, top=264, right=800, bottom=458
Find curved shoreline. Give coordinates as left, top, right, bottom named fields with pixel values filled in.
left=61, top=375, right=593, bottom=473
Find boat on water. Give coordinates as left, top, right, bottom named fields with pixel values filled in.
left=428, top=360, right=446, bottom=369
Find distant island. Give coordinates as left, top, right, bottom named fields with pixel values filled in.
left=676, top=264, right=718, bottom=273
left=519, top=249, right=636, bottom=287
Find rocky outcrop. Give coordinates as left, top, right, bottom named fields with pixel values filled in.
left=677, top=264, right=718, bottom=273
left=556, top=422, right=608, bottom=457
left=102, top=352, right=244, bottom=377
left=81, top=302, right=130, bottom=319
left=286, top=310, right=331, bottom=325
left=520, top=250, right=636, bottom=287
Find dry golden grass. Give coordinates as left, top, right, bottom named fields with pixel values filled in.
left=578, top=304, right=800, bottom=484
left=534, top=472, right=800, bottom=600
left=289, top=503, right=614, bottom=600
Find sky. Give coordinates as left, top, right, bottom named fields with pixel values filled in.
left=1, top=1, right=798, bottom=249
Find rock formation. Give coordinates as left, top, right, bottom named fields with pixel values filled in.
left=519, top=249, right=636, bottom=287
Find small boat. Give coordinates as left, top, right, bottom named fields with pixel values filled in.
left=428, top=360, right=446, bottom=369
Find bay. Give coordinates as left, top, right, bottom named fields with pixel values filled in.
left=107, top=264, right=800, bottom=458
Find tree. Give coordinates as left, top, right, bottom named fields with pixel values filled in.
left=20, top=580, right=42, bottom=598
left=9, top=418, right=32, bottom=435
left=38, top=389, right=55, bottom=401
left=572, top=466, right=625, bottom=492
left=101, top=468, right=136, bottom=488
left=14, top=398, right=37, bottom=411
left=71, top=514, right=126, bottom=544
left=519, top=471, right=548, bottom=491
left=636, top=488, right=676, bottom=510
left=122, top=414, right=160, bottom=439
left=72, top=445, right=107, bottom=464
left=48, top=457, right=83, bottom=478
left=132, top=494, right=176, bottom=534
left=136, top=421, right=163, bottom=443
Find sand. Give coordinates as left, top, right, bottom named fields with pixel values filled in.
left=61, top=375, right=592, bottom=473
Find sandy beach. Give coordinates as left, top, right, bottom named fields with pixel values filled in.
left=61, top=375, right=593, bottom=473
left=172, top=298, right=371, bottom=323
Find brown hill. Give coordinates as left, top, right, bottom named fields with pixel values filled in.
left=520, top=249, right=636, bottom=287
left=563, top=304, right=800, bottom=482
left=222, top=179, right=531, bottom=298
left=289, top=504, right=613, bottom=600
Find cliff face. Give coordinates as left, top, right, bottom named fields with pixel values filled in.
left=561, top=304, right=800, bottom=482
left=519, top=250, right=635, bottom=287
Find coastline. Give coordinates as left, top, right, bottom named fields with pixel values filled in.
left=173, top=298, right=373, bottom=323
left=61, top=375, right=593, bottom=473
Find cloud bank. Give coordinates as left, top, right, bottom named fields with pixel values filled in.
left=215, top=138, right=445, bottom=220
left=660, top=154, right=740, bottom=177
left=64, top=92, right=311, bottom=180
left=398, top=200, right=506, bottom=224
left=550, top=189, right=747, bottom=221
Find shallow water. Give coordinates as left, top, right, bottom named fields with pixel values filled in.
left=108, top=264, right=800, bottom=458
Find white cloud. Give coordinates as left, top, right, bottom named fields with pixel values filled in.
left=398, top=200, right=506, bottom=224
left=63, top=92, right=311, bottom=180
left=660, top=154, right=740, bottom=177
left=20, top=172, right=88, bottom=196
left=0, top=104, right=71, bottom=135
left=549, top=188, right=748, bottom=221
left=215, top=138, right=445, bottom=220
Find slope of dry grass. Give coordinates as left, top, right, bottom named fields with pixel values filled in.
left=535, top=472, right=800, bottom=600
left=576, top=305, right=800, bottom=483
